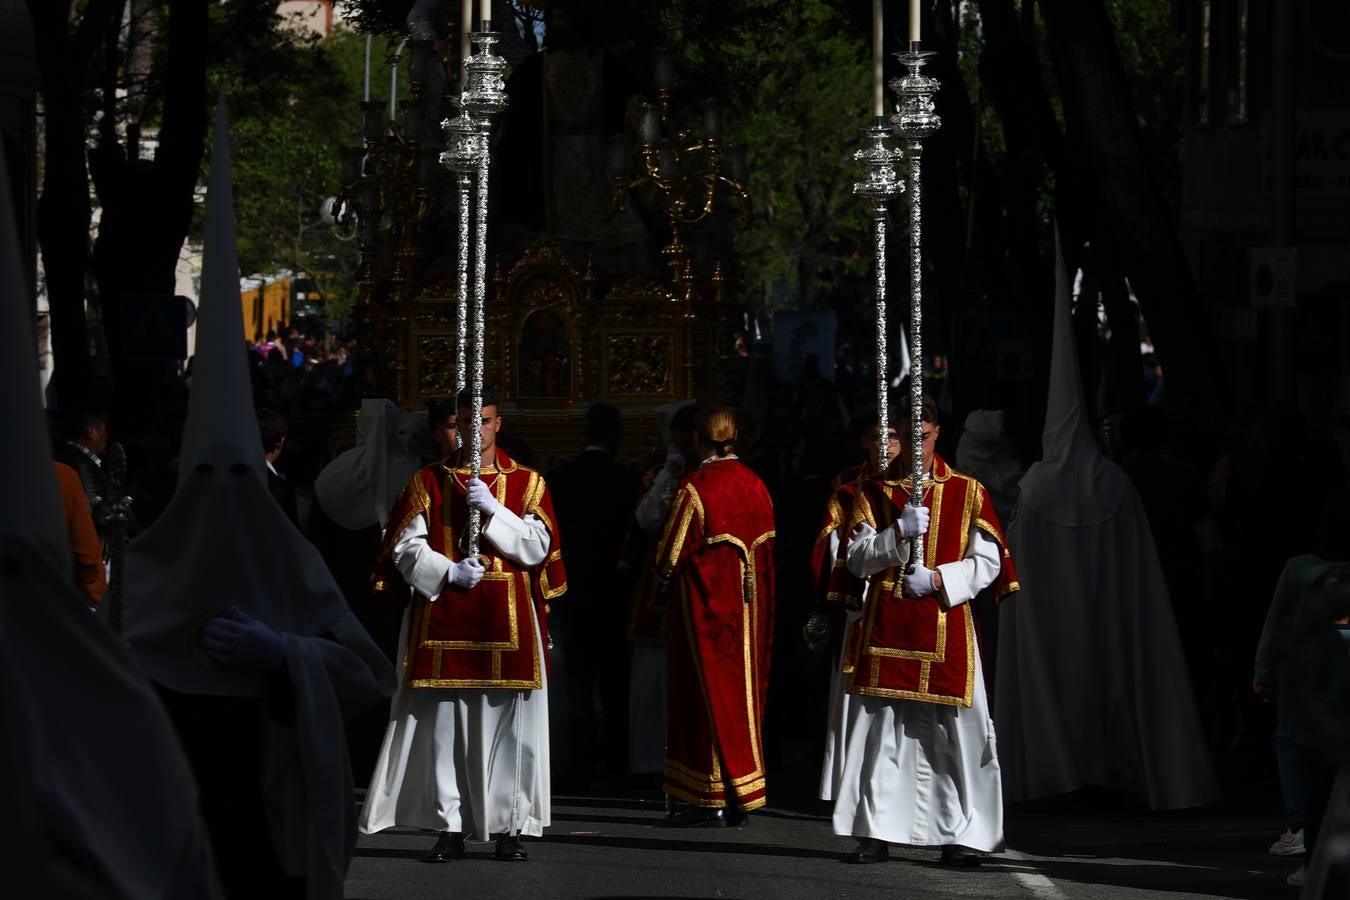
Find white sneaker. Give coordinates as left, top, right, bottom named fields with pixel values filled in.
left=1286, top=864, right=1307, bottom=887
left=1270, top=829, right=1306, bottom=856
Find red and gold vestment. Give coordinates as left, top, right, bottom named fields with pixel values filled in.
left=658, top=458, right=775, bottom=810
left=833, top=454, right=1017, bottom=708
left=810, top=463, right=867, bottom=599
left=375, top=449, right=567, bottom=690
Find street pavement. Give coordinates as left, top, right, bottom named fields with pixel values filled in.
left=345, top=789, right=1302, bottom=899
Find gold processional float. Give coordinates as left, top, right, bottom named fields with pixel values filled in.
left=333, top=1, right=937, bottom=524
left=332, top=16, right=752, bottom=479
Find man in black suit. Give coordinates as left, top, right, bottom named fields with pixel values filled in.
left=257, top=408, right=299, bottom=527
left=547, top=404, right=643, bottom=783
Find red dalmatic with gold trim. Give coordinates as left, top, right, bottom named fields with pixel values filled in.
left=374, top=449, right=567, bottom=690
left=832, top=454, right=1017, bottom=708
left=810, top=463, right=866, bottom=598
left=658, top=458, right=775, bottom=811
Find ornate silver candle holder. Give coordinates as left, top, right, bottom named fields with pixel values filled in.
left=890, top=45, right=941, bottom=563
left=853, top=120, right=904, bottom=477
left=440, top=108, right=483, bottom=403
left=453, top=26, right=508, bottom=557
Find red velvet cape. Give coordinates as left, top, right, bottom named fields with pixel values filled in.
left=374, top=449, right=566, bottom=690
left=657, top=457, right=775, bottom=810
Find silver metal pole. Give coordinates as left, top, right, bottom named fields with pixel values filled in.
left=891, top=45, right=940, bottom=564
left=459, top=24, right=508, bottom=558
left=853, top=122, right=903, bottom=475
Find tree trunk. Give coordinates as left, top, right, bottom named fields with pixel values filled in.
left=974, top=0, right=1109, bottom=449
left=1038, top=0, right=1225, bottom=419
left=27, top=0, right=120, bottom=411
left=90, top=0, right=208, bottom=428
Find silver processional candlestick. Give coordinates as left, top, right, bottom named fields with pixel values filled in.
left=442, top=108, right=478, bottom=400
left=853, top=120, right=904, bottom=479
left=891, top=44, right=940, bottom=567
left=448, top=23, right=508, bottom=558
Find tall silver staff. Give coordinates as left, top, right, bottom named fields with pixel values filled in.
left=442, top=108, right=477, bottom=400
left=853, top=121, right=904, bottom=475
left=457, top=24, right=508, bottom=557
left=891, top=45, right=940, bottom=563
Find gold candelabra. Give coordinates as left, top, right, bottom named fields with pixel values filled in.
left=608, top=51, right=751, bottom=305
left=332, top=40, right=450, bottom=400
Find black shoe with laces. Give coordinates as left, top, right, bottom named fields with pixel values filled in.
left=423, top=832, right=465, bottom=863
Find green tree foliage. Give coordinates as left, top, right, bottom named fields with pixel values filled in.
left=201, top=4, right=372, bottom=314
left=1103, top=0, right=1185, bottom=204
left=646, top=0, right=874, bottom=310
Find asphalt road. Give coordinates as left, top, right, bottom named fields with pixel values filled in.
left=345, top=790, right=1302, bottom=899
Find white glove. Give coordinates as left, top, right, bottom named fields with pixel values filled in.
left=894, top=503, right=930, bottom=539
left=664, top=444, right=686, bottom=476
left=465, top=477, right=502, bottom=516
left=448, top=556, right=485, bottom=590
left=901, top=564, right=938, bottom=598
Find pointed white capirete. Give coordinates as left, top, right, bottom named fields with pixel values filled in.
left=996, top=228, right=1218, bottom=811
left=0, top=144, right=212, bottom=898
left=117, top=98, right=395, bottom=898
left=178, top=97, right=262, bottom=490
left=120, top=96, right=391, bottom=697
left=1016, top=230, right=1126, bottom=526
left=314, top=399, right=426, bottom=531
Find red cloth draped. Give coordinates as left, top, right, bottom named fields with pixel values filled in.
left=373, top=449, right=566, bottom=689
left=657, top=458, right=775, bottom=810
left=810, top=463, right=866, bottom=600
left=834, top=455, right=1017, bottom=708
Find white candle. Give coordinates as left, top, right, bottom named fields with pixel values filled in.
left=873, top=0, right=884, bottom=117
left=460, top=0, right=471, bottom=85
left=480, top=0, right=491, bottom=25
left=910, top=0, right=921, bottom=43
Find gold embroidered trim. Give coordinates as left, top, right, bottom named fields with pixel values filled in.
left=814, top=496, right=844, bottom=547
left=659, top=483, right=704, bottom=576
left=385, top=474, right=432, bottom=554
left=408, top=675, right=543, bottom=689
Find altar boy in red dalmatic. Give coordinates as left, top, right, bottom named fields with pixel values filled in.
left=360, top=388, right=566, bottom=864
left=828, top=396, right=1017, bottom=867
left=658, top=406, right=775, bottom=826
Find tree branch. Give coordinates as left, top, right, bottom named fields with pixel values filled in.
left=74, top=0, right=122, bottom=62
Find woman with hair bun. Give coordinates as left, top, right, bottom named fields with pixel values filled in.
left=657, top=405, right=776, bottom=826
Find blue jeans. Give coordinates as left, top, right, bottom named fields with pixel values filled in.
left=1275, top=698, right=1306, bottom=831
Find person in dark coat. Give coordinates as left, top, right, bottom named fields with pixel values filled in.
left=257, top=407, right=299, bottom=527
left=547, top=403, right=643, bottom=781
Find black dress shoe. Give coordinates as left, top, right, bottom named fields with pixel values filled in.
left=939, top=845, right=982, bottom=867
left=494, top=834, right=528, bottom=862
left=844, top=837, right=889, bottom=864
left=423, top=832, right=465, bottom=863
